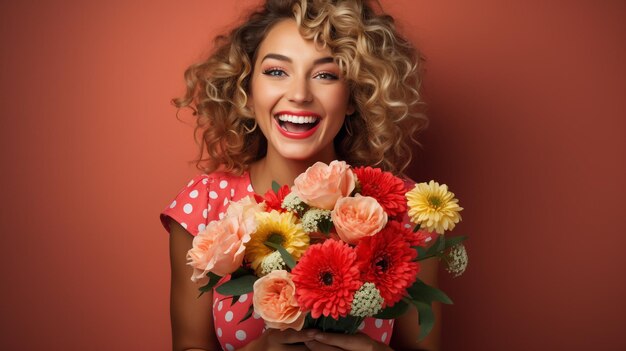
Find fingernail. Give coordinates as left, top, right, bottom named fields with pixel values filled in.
left=307, top=330, right=317, bottom=338
left=314, top=333, right=325, bottom=340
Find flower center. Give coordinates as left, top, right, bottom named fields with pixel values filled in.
left=320, top=271, right=334, bottom=285
left=375, top=257, right=389, bottom=272
left=427, top=195, right=442, bottom=209
left=267, top=232, right=285, bottom=246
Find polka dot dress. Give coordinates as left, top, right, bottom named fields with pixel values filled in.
left=162, top=171, right=404, bottom=350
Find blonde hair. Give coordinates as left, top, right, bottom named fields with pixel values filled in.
left=173, top=0, right=427, bottom=175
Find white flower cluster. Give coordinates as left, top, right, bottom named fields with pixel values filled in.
left=349, top=282, right=384, bottom=317
left=301, top=208, right=332, bottom=233
left=445, top=244, right=468, bottom=277
left=281, top=192, right=306, bottom=215
left=260, top=251, right=286, bottom=276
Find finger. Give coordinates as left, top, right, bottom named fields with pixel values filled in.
left=304, top=340, right=343, bottom=351
left=313, top=332, right=376, bottom=351
left=270, top=328, right=318, bottom=344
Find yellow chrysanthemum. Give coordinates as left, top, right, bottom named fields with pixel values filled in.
left=406, top=180, right=463, bottom=234
left=245, top=210, right=309, bottom=275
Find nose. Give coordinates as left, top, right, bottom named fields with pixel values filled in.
left=287, top=75, right=313, bottom=104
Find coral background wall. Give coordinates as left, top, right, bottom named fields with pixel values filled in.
left=0, top=0, right=624, bottom=350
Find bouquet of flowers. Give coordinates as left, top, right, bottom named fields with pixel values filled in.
left=187, top=161, right=468, bottom=340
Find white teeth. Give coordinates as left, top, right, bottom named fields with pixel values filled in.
left=276, top=114, right=319, bottom=124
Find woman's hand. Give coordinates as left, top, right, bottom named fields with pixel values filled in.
left=240, top=328, right=318, bottom=351
left=304, top=332, right=392, bottom=351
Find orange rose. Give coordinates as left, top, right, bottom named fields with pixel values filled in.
left=331, top=195, right=388, bottom=244
left=253, top=270, right=305, bottom=331
left=187, top=216, right=250, bottom=281
left=292, top=160, right=356, bottom=210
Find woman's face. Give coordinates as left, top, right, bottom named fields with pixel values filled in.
left=249, top=19, right=353, bottom=164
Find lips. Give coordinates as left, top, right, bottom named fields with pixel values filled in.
left=274, top=112, right=321, bottom=139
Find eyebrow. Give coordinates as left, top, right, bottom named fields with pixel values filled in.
left=261, top=53, right=335, bottom=65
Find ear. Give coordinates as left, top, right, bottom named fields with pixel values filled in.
left=346, top=103, right=355, bottom=116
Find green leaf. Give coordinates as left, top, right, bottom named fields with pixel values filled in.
left=414, top=300, right=434, bottom=341
left=424, top=235, right=445, bottom=257
left=412, top=223, right=421, bottom=232
left=416, top=246, right=427, bottom=258
left=239, top=304, right=255, bottom=324
left=407, top=278, right=453, bottom=305
left=271, top=180, right=281, bottom=193
left=444, top=235, right=468, bottom=250
left=198, top=272, right=222, bottom=298
left=230, top=295, right=240, bottom=307
left=373, top=300, right=409, bottom=319
left=215, top=275, right=257, bottom=296
left=231, top=267, right=251, bottom=279
left=264, top=241, right=296, bottom=269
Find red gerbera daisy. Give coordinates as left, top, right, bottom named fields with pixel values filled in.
left=291, top=239, right=362, bottom=319
left=355, top=221, right=419, bottom=307
left=254, top=184, right=291, bottom=212
left=353, top=167, right=407, bottom=218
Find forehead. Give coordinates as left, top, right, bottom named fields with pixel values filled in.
left=256, top=19, right=333, bottom=63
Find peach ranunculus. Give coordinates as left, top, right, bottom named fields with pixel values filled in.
left=187, top=216, right=251, bottom=281
left=331, top=195, right=388, bottom=244
left=253, top=270, right=306, bottom=331
left=292, top=160, right=356, bottom=210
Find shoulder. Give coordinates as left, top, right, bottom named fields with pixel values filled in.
left=160, top=171, right=253, bottom=236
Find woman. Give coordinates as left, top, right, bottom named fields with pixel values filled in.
left=162, top=1, right=439, bottom=350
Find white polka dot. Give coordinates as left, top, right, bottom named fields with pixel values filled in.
left=388, top=319, right=393, bottom=325
left=225, top=311, right=233, bottom=322
left=225, top=344, right=234, bottom=351
left=198, top=223, right=206, bottom=232
left=202, top=178, right=208, bottom=185
left=208, top=204, right=212, bottom=212
left=189, top=190, right=199, bottom=198
left=183, top=203, right=193, bottom=214
left=230, top=189, right=235, bottom=197
left=219, top=180, right=228, bottom=189
left=209, top=191, right=218, bottom=199
left=202, top=209, right=208, bottom=219
left=253, top=312, right=261, bottom=319
left=425, top=236, right=432, bottom=242
left=217, top=328, right=222, bottom=337
left=381, top=332, right=388, bottom=343
left=180, top=222, right=187, bottom=229
left=404, top=223, right=411, bottom=228
left=187, top=179, right=194, bottom=187
left=217, top=301, right=223, bottom=311
left=219, top=212, right=225, bottom=219
left=247, top=184, right=253, bottom=192
left=357, top=321, right=365, bottom=330
left=375, top=319, right=383, bottom=328
left=223, top=197, right=229, bottom=206
left=169, top=200, right=176, bottom=208
left=214, top=298, right=218, bottom=307
left=235, top=330, right=247, bottom=341
left=238, top=294, right=248, bottom=303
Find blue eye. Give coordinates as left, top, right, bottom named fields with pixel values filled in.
left=262, top=68, right=286, bottom=77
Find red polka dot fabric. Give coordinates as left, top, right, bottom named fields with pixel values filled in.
left=161, top=171, right=433, bottom=350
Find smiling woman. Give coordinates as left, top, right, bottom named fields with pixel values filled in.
left=162, top=1, right=433, bottom=350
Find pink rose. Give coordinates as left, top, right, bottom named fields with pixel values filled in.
left=253, top=270, right=305, bottom=331
left=187, top=216, right=251, bottom=281
left=331, top=195, right=388, bottom=244
left=292, top=160, right=356, bottom=210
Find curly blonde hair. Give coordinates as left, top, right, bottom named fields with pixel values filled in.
left=173, top=0, right=427, bottom=175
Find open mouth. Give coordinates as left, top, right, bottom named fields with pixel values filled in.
left=275, top=114, right=321, bottom=134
